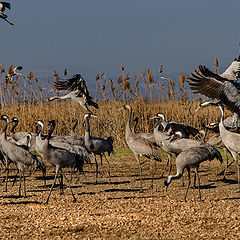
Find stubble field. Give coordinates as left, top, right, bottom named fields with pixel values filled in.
left=0, top=149, right=239, bottom=240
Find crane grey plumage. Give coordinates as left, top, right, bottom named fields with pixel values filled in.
left=164, top=145, right=222, bottom=201
left=196, top=102, right=240, bottom=191
left=84, top=113, right=114, bottom=183
left=132, top=116, right=156, bottom=144
left=0, top=2, right=14, bottom=25
left=119, top=105, right=162, bottom=189
left=1, top=115, right=45, bottom=197
left=188, top=59, right=240, bottom=116
left=47, top=74, right=98, bottom=114
left=151, top=113, right=201, bottom=177
left=200, top=125, right=233, bottom=178
left=35, top=120, right=85, bottom=204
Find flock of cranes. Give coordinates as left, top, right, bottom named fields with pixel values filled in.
left=1, top=57, right=240, bottom=203
left=1, top=11, right=240, bottom=201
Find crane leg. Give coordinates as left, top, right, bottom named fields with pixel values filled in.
left=18, top=170, right=22, bottom=197
left=45, top=167, right=59, bottom=204
left=148, top=160, right=156, bottom=190
left=195, top=167, right=202, bottom=201
left=103, top=153, right=111, bottom=182
left=184, top=167, right=191, bottom=202
left=12, top=169, right=19, bottom=188
left=160, top=154, right=172, bottom=178
left=93, top=154, right=98, bottom=184
left=22, top=171, right=26, bottom=197
left=134, top=153, right=143, bottom=190
left=59, top=169, right=76, bottom=202
left=100, top=155, right=104, bottom=177
left=60, top=173, right=64, bottom=195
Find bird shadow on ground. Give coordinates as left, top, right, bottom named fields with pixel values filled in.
left=2, top=200, right=42, bottom=205
left=106, top=195, right=165, bottom=200
left=1, top=194, right=37, bottom=199
left=222, top=196, right=240, bottom=200
left=83, top=180, right=131, bottom=185
left=191, top=183, right=216, bottom=189
left=217, top=170, right=235, bottom=176
left=35, top=175, right=54, bottom=181
left=103, top=188, right=142, bottom=193
left=210, top=178, right=238, bottom=185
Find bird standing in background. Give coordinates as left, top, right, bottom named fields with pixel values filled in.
left=47, top=74, right=98, bottom=114
left=0, top=2, right=14, bottom=25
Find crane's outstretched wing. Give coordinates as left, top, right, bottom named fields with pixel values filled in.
left=54, top=74, right=90, bottom=98
left=188, top=65, right=240, bottom=115
left=54, top=73, right=98, bottom=110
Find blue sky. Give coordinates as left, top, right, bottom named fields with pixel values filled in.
left=1, top=0, right=240, bottom=91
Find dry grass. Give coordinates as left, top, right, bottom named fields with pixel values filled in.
left=0, top=64, right=233, bottom=148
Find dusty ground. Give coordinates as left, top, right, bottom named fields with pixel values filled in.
left=0, top=150, right=239, bottom=240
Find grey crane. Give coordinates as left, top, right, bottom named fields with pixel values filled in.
left=119, top=105, right=162, bottom=189
left=132, top=116, right=156, bottom=144
left=196, top=102, right=240, bottom=191
left=84, top=113, right=114, bottom=183
left=0, top=2, right=14, bottom=25
left=199, top=125, right=233, bottom=178
left=164, top=145, right=222, bottom=201
left=35, top=119, right=85, bottom=204
left=1, top=115, right=45, bottom=197
left=47, top=74, right=98, bottom=114
left=151, top=113, right=202, bottom=177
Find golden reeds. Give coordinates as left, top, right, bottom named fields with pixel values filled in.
left=0, top=63, right=226, bottom=148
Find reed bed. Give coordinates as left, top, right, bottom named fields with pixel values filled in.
left=0, top=64, right=232, bottom=148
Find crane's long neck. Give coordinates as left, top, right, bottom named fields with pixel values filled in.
left=84, top=116, right=91, bottom=142
left=164, top=172, right=183, bottom=188
left=48, top=95, right=70, bottom=101
left=10, top=121, right=18, bottom=134
left=218, top=105, right=226, bottom=135
left=47, top=122, right=56, bottom=141
left=125, top=107, right=133, bottom=141
left=2, top=119, right=9, bottom=140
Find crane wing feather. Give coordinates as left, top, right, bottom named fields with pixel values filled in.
left=188, top=65, right=240, bottom=114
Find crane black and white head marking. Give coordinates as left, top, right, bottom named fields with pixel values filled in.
left=1, top=114, right=10, bottom=123
left=12, top=117, right=18, bottom=122
left=150, top=113, right=165, bottom=120
left=37, top=120, right=44, bottom=130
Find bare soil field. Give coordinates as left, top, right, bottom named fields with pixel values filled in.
left=0, top=150, right=239, bottom=239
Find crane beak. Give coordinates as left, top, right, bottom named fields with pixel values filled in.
left=195, top=105, right=202, bottom=112
left=150, top=116, right=158, bottom=120
left=117, top=106, right=124, bottom=112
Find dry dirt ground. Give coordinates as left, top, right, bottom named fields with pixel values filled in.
left=0, top=150, right=239, bottom=239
